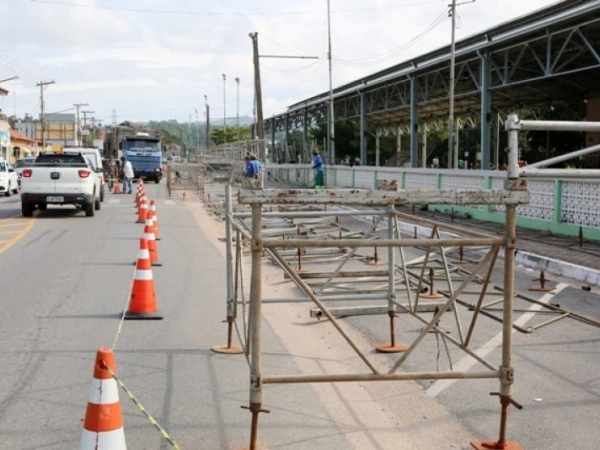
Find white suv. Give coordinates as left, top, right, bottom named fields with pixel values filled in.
left=0, top=158, right=19, bottom=197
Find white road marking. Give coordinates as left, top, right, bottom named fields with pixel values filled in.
left=426, top=282, right=569, bottom=398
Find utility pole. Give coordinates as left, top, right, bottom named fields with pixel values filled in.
left=74, top=103, right=88, bottom=146
left=249, top=32, right=265, bottom=161
left=235, top=77, right=240, bottom=141
left=447, top=0, right=476, bottom=169
left=249, top=32, right=317, bottom=163
left=37, top=80, right=55, bottom=148
left=81, top=110, right=94, bottom=146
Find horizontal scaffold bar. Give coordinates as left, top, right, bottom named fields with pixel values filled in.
left=238, top=188, right=529, bottom=206
left=262, top=237, right=503, bottom=249
left=263, top=369, right=500, bottom=384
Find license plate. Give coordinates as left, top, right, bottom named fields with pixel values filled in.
left=47, top=196, right=64, bottom=202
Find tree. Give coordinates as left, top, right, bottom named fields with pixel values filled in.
left=210, top=125, right=252, bottom=146
left=309, top=116, right=360, bottom=163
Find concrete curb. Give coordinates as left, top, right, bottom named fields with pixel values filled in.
left=515, top=250, right=600, bottom=287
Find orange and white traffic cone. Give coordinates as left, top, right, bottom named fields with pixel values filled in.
left=136, top=196, right=148, bottom=223
left=149, top=200, right=161, bottom=240
left=143, top=216, right=162, bottom=266
left=135, top=181, right=145, bottom=206
left=112, top=176, right=121, bottom=194
left=124, top=238, right=163, bottom=319
left=80, top=348, right=126, bottom=449
left=136, top=191, right=146, bottom=213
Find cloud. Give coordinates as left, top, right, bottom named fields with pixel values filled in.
left=0, top=0, right=558, bottom=123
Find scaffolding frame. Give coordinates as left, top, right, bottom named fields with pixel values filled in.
left=212, top=116, right=600, bottom=450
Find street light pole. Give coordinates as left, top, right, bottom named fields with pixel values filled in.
left=194, top=108, right=200, bottom=155
left=235, top=77, right=240, bottom=141
left=205, top=95, right=210, bottom=152
left=448, top=0, right=457, bottom=169
left=222, top=73, right=227, bottom=144
left=327, top=0, right=335, bottom=165
left=0, top=76, right=20, bottom=84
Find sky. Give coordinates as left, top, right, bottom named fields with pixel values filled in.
left=0, top=0, right=559, bottom=126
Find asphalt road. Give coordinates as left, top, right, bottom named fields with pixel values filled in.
left=0, top=185, right=598, bottom=450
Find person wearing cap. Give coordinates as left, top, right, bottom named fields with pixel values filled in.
left=312, top=150, right=324, bottom=189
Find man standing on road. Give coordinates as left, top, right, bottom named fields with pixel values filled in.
left=120, top=156, right=134, bottom=194
left=312, top=150, right=324, bottom=189
left=105, top=156, right=117, bottom=190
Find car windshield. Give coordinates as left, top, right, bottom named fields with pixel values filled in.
left=14, top=159, right=35, bottom=168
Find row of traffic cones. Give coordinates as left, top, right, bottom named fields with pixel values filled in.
left=80, top=182, right=165, bottom=448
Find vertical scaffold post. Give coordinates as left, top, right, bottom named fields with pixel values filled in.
left=471, top=113, right=524, bottom=450
left=243, top=203, right=270, bottom=450
left=376, top=205, right=408, bottom=353
left=212, top=185, right=243, bottom=354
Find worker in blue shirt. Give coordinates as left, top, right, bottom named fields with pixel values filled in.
left=312, top=150, right=324, bottom=188
left=244, top=154, right=262, bottom=188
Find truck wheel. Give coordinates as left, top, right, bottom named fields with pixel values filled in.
left=95, top=196, right=101, bottom=211
left=85, top=202, right=95, bottom=217
left=22, top=202, right=34, bottom=217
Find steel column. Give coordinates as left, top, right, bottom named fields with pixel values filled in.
left=410, top=76, right=419, bottom=168
left=480, top=52, right=492, bottom=170
left=360, top=91, right=367, bottom=165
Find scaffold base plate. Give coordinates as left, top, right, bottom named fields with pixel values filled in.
left=376, top=343, right=409, bottom=353
left=471, top=441, right=524, bottom=450
left=211, top=344, right=244, bottom=354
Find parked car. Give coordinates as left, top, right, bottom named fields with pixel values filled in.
left=14, top=157, right=36, bottom=186
left=62, top=148, right=106, bottom=202
left=0, top=158, right=19, bottom=197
